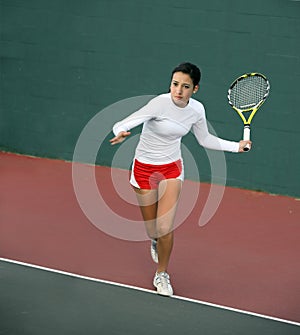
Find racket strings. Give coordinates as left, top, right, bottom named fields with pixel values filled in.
left=229, top=76, right=269, bottom=110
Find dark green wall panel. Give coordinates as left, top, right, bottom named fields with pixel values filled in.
left=1, top=0, right=299, bottom=196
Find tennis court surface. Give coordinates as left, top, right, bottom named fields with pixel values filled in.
left=1, top=259, right=300, bottom=335
left=1, top=151, right=300, bottom=334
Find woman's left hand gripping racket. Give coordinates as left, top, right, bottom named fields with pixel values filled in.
left=228, top=72, right=270, bottom=151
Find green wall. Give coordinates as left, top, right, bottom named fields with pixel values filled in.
left=1, top=0, right=299, bottom=197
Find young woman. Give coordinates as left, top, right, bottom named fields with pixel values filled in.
left=110, top=63, right=251, bottom=296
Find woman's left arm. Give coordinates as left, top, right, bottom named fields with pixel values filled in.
left=192, top=117, right=251, bottom=153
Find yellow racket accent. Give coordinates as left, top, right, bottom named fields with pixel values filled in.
left=228, top=72, right=270, bottom=151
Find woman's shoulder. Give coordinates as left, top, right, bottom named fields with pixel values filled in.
left=189, top=97, right=205, bottom=112
left=146, top=93, right=170, bottom=105
left=154, top=93, right=171, bottom=102
left=188, top=99, right=206, bottom=122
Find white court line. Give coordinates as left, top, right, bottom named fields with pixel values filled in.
left=1, top=257, right=299, bottom=327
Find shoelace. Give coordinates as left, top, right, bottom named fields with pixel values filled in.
left=156, top=272, right=170, bottom=289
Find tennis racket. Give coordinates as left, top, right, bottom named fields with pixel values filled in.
left=228, top=72, right=270, bottom=151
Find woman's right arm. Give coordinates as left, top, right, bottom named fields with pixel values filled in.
left=110, top=97, right=160, bottom=145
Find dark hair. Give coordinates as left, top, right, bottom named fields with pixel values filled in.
left=171, top=62, right=201, bottom=87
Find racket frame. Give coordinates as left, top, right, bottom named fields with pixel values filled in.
left=228, top=72, right=270, bottom=151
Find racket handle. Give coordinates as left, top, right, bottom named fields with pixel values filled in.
left=243, top=125, right=251, bottom=152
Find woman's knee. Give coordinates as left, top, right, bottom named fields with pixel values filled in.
left=156, top=222, right=174, bottom=238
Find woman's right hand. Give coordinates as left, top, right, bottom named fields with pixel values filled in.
left=109, top=131, right=131, bottom=145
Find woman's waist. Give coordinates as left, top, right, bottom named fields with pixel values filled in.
left=134, top=150, right=182, bottom=165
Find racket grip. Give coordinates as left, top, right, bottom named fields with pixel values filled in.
left=243, top=125, right=251, bottom=151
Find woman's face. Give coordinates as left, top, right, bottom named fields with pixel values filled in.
left=170, top=72, right=199, bottom=108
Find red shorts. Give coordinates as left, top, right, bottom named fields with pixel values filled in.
left=130, top=159, right=183, bottom=189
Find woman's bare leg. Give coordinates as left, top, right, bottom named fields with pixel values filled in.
left=156, top=179, right=182, bottom=273
left=134, top=179, right=182, bottom=273
left=134, top=187, right=158, bottom=239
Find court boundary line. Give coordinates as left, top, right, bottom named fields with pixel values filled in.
left=1, top=257, right=299, bottom=327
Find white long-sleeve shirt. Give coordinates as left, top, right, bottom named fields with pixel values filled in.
left=113, top=93, right=239, bottom=164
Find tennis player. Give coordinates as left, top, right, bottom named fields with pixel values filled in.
left=110, top=62, right=251, bottom=296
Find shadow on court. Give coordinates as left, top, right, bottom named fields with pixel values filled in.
left=1, top=260, right=299, bottom=335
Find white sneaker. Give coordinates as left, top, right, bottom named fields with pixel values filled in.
left=153, top=271, right=173, bottom=296
left=150, top=239, right=158, bottom=263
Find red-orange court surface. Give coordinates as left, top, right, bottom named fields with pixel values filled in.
left=0, top=151, right=299, bottom=323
